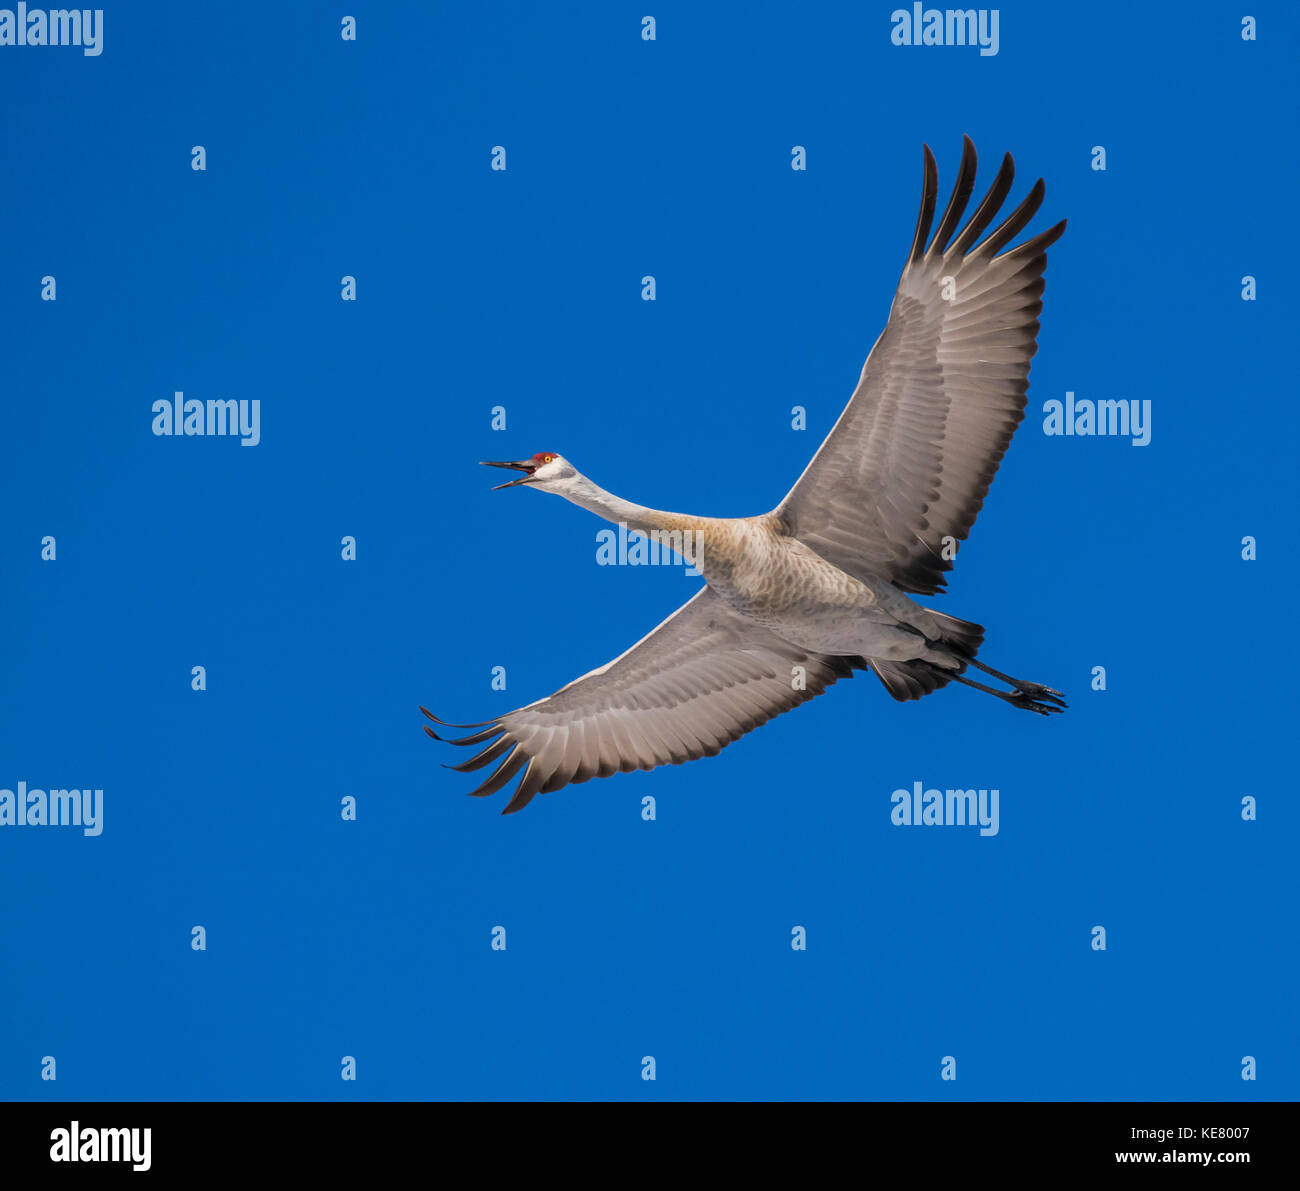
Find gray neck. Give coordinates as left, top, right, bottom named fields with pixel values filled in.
left=558, top=473, right=698, bottom=536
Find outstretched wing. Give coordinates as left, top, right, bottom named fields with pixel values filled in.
left=777, top=136, right=1066, bottom=595
left=424, top=588, right=865, bottom=813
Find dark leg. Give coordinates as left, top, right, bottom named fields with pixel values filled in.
left=945, top=670, right=1066, bottom=716
left=962, top=656, right=1068, bottom=708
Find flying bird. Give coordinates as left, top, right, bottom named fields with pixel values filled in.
left=424, top=137, right=1067, bottom=814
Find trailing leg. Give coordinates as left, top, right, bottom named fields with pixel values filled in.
left=961, top=655, right=1067, bottom=708
left=941, top=667, right=1066, bottom=716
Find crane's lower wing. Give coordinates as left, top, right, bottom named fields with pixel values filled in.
left=423, top=588, right=866, bottom=813
left=776, top=136, right=1066, bottom=596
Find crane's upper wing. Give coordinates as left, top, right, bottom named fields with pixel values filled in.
left=423, top=587, right=865, bottom=814
left=776, top=137, right=1066, bottom=596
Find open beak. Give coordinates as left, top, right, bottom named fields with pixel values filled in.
left=480, top=460, right=538, bottom=490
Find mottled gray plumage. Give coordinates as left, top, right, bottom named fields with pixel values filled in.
left=426, top=138, right=1067, bottom=814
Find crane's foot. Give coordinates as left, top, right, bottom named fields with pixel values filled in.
left=944, top=668, right=1068, bottom=714
left=1006, top=680, right=1068, bottom=709
left=1000, top=688, right=1066, bottom=715
left=965, top=658, right=1068, bottom=709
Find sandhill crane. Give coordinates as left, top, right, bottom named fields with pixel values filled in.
left=424, top=137, right=1067, bottom=814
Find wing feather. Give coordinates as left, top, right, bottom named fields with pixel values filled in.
left=776, top=136, right=1065, bottom=595
left=426, top=588, right=865, bottom=813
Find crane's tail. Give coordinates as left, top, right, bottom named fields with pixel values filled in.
left=870, top=611, right=984, bottom=702
left=927, top=610, right=985, bottom=657
left=871, top=657, right=957, bottom=701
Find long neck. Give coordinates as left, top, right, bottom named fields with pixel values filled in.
left=560, top=473, right=705, bottom=536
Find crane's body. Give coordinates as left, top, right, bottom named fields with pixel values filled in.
left=690, top=519, right=951, bottom=664
left=542, top=486, right=953, bottom=666
left=425, top=137, right=1069, bottom=814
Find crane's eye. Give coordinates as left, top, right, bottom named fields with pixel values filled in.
left=543, top=455, right=554, bottom=463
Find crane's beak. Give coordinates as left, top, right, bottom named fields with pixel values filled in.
left=480, top=460, right=538, bottom=490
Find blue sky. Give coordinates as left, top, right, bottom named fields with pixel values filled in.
left=1, top=2, right=1295, bottom=1100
